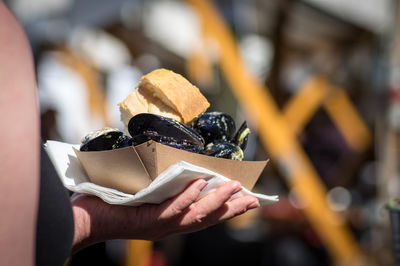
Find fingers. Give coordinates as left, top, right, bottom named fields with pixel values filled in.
left=153, top=179, right=260, bottom=238
left=177, top=181, right=258, bottom=228
left=158, top=179, right=208, bottom=219
left=216, top=195, right=259, bottom=221
left=189, top=180, right=242, bottom=216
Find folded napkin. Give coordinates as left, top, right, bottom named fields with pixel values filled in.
left=44, top=141, right=278, bottom=206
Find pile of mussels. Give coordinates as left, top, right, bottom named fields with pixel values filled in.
left=80, top=112, right=251, bottom=161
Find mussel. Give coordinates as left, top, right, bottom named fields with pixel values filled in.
left=191, top=112, right=236, bottom=144
left=128, top=113, right=205, bottom=152
left=80, top=112, right=251, bottom=161
left=80, top=127, right=131, bottom=151
left=191, top=112, right=251, bottom=160
left=233, top=121, right=250, bottom=150
left=201, top=141, right=244, bottom=161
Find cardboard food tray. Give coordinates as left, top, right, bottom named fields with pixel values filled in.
left=74, top=140, right=268, bottom=194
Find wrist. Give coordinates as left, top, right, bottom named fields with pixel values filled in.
left=70, top=194, right=132, bottom=253
left=71, top=194, right=110, bottom=253
left=71, top=197, right=92, bottom=253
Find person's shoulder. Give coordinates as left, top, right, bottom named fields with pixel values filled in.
left=0, top=2, right=35, bottom=86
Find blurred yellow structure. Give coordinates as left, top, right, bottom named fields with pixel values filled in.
left=125, top=240, right=152, bottom=266
left=283, top=75, right=371, bottom=153
left=185, top=0, right=371, bottom=265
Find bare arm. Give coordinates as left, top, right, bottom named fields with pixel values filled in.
left=0, top=2, right=40, bottom=266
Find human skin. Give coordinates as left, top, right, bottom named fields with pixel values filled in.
left=0, top=2, right=40, bottom=266
left=71, top=180, right=259, bottom=253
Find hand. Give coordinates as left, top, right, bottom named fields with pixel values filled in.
left=71, top=179, right=259, bottom=253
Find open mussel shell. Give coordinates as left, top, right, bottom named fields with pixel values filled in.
left=80, top=127, right=131, bottom=151
left=128, top=113, right=205, bottom=152
left=234, top=121, right=251, bottom=150
left=191, top=112, right=236, bottom=144
left=201, top=140, right=244, bottom=161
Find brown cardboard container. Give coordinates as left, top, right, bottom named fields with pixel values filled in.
left=74, top=140, right=268, bottom=194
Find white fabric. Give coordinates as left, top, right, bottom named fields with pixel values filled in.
left=44, top=140, right=279, bottom=206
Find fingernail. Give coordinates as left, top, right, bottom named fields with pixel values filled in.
left=197, top=180, right=207, bottom=190
left=247, top=200, right=260, bottom=210
left=232, top=181, right=242, bottom=193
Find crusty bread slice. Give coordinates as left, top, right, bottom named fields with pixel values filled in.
left=118, top=68, right=210, bottom=131
left=139, top=69, right=210, bottom=123
left=119, top=87, right=182, bottom=130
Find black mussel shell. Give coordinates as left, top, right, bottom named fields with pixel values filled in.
left=128, top=113, right=204, bottom=152
left=80, top=127, right=131, bottom=151
left=131, top=134, right=202, bottom=153
left=201, top=140, right=244, bottom=161
left=191, top=112, right=236, bottom=144
left=234, top=121, right=251, bottom=150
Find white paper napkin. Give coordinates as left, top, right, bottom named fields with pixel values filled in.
left=44, top=140, right=279, bottom=206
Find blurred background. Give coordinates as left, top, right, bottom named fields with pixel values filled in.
left=5, top=0, right=400, bottom=265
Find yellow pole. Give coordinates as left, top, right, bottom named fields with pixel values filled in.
left=283, top=76, right=331, bottom=135
left=324, top=85, right=371, bottom=153
left=283, top=75, right=371, bottom=153
left=125, top=240, right=152, bottom=266
left=187, top=0, right=364, bottom=264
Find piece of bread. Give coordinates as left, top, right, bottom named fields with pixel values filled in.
left=119, top=68, right=210, bottom=130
